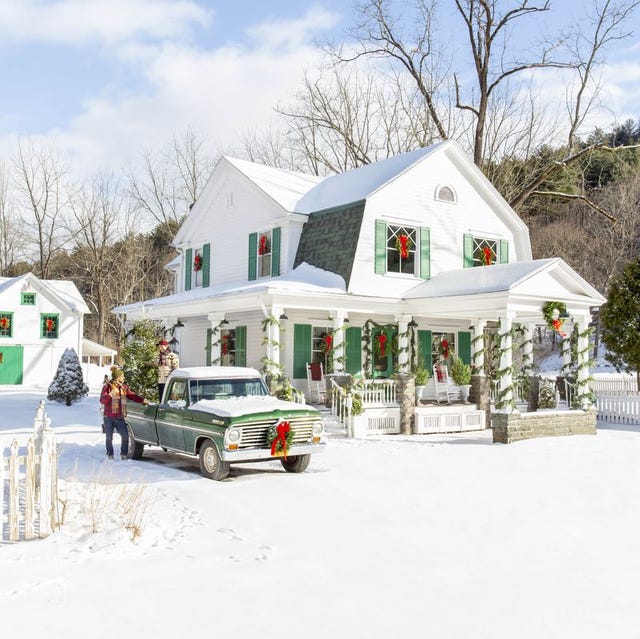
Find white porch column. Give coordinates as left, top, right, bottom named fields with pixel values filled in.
left=522, top=323, right=535, bottom=376
left=575, top=314, right=593, bottom=408
left=266, top=306, right=283, bottom=377
left=560, top=327, right=572, bottom=378
left=207, top=314, right=225, bottom=365
left=471, top=320, right=487, bottom=375
left=329, top=311, right=348, bottom=373
left=395, top=315, right=410, bottom=374
left=496, top=312, right=515, bottom=412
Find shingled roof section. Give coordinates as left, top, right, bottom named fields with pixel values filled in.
left=294, top=200, right=366, bottom=288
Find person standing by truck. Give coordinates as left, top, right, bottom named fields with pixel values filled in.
left=157, top=339, right=179, bottom=401
left=100, top=366, right=146, bottom=460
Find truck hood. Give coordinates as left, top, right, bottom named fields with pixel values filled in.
left=190, top=396, right=318, bottom=418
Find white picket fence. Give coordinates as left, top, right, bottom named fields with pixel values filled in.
left=591, top=373, right=638, bottom=395
left=1, top=400, right=59, bottom=541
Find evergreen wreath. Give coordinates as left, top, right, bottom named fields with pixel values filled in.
left=268, top=420, right=294, bottom=456
left=542, top=301, right=567, bottom=329
left=193, top=253, right=203, bottom=272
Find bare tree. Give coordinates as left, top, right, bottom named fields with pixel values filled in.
left=128, top=127, right=217, bottom=227
left=12, top=138, right=70, bottom=279
left=0, top=160, right=25, bottom=274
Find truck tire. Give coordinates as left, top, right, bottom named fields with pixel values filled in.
left=199, top=440, right=230, bottom=481
left=126, top=424, right=145, bottom=460
left=280, top=454, right=311, bottom=473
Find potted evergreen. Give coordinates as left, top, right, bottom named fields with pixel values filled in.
left=450, top=356, right=472, bottom=403
left=414, top=366, right=430, bottom=404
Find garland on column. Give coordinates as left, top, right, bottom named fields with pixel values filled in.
left=260, top=314, right=284, bottom=380
left=208, top=321, right=225, bottom=365
left=494, top=320, right=515, bottom=411
left=470, top=331, right=484, bottom=375
left=575, top=325, right=595, bottom=407
left=361, top=319, right=404, bottom=375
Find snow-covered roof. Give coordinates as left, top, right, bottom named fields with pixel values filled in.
left=113, top=262, right=347, bottom=314
left=226, top=157, right=323, bottom=212
left=0, top=273, right=90, bottom=313
left=404, top=258, right=605, bottom=302
left=82, top=338, right=116, bottom=357
left=294, top=143, right=444, bottom=214
left=165, top=254, right=181, bottom=271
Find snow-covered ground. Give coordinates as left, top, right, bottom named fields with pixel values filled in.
left=1, top=386, right=639, bottom=638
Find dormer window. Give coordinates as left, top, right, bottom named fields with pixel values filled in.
left=435, top=185, right=456, bottom=203
left=248, top=228, right=281, bottom=281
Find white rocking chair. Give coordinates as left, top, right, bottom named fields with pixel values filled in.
left=433, top=364, right=457, bottom=404
left=306, top=362, right=326, bottom=404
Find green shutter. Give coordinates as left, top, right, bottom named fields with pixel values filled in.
left=185, top=248, right=192, bottom=290
left=293, top=324, right=312, bottom=379
left=235, top=326, right=247, bottom=367
left=248, top=233, right=257, bottom=281
left=458, top=331, right=471, bottom=365
left=202, top=243, right=211, bottom=288
left=345, top=326, right=362, bottom=375
left=271, top=227, right=281, bottom=277
left=417, top=330, right=432, bottom=371
left=205, top=328, right=213, bottom=366
left=375, top=219, right=387, bottom=274
left=463, top=234, right=474, bottom=268
left=420, top=226, right=430, bottom=279
left=499, top=239, right=509, bottom=264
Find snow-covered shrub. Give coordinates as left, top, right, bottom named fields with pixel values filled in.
left=47, top=347, right=89, bottom=405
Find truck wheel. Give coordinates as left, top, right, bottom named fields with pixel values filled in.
left=199, top=440, right=230, bottom=481
left=127, top=424, right=145, bottom=460
left=280, top=454, right=311, bottom=473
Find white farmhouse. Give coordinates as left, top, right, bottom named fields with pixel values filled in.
left=0, top=273, right=90, bottom=386
left=114, top=141, right=605, bottom=442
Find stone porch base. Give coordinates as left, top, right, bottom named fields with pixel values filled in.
left=492, top=409, right=597, bottom=444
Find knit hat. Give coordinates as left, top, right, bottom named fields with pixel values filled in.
left=111, top=366, right=125, bottom=380
left=159, top=339, right=168, bottom=346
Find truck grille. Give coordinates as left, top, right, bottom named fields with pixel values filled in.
left=237, top=416, right=316, bottom=449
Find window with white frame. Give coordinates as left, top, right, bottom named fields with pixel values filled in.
left=471, top=237, right=498, bottom=266
left=192, top=248, right=203, bottom=287
left=386, top=224, right=417, bottom=275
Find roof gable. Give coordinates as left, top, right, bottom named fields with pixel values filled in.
left=0, top=273, right=89, bottom=313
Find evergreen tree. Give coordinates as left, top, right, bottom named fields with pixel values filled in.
left=120, top=319, right=162, bottom=400
left=600, top=258, right=640, bottom=387
left=47, top=347, right=89, bottom=405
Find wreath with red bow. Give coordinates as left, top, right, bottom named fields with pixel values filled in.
left=439, top=338, right=450, bottom=359
left=45, top=318, right=55, bottom=332
left=0, top=317, right=9, bottom=330
left=376, top=333, right=388, bottom=358
left=258, top=234, right=270, bottom=256
left=481, top=247, right=494, bottom=265
left=221, top=334, right=229, bottom=355
left=268, top=420, right=294, bottom=458
left=323, top=334, right=333, bottom=353
left=193, top=253, right=203, bottom=272
left=395, top=234, right=413, bottom=259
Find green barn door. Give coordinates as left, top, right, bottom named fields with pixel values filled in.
left=0, top=345, right=24, bottom=384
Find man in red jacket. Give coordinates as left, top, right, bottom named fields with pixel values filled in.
left=100, top=366, right=147, bottom=460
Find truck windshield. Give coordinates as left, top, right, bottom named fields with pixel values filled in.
left=189, top=378, right=269, bottom=402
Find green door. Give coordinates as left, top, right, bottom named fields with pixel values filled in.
left=372, top=327, right=397, bottom=378
left=0, top=345, right=23, bottom=384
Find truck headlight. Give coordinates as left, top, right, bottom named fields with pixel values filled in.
left=227, top=428, right=241, bottom=444
left=312, top=421, right=324, bottom=436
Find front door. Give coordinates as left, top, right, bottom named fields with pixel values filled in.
left=0, top=346, right=23, bottom=384
left=372, top=327, right=397, bottom=378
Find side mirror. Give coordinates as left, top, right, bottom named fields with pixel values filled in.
left=168, top=399, right=187, bottom=409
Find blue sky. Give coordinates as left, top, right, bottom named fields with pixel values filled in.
left=1, top=0, right=639, bottom=176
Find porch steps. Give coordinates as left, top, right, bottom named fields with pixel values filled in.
left=312, top=404, right=347, bottom=438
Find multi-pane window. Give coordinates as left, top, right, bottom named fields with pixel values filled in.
left=41, top=314, right=59, bottom=339
left=0, top=312, right=12, bottom=337
left=386, top=225, right=417, bottom=275
left=312, top=326, right=332, bottom=372
left=471, top=237, right=498, bottom=266
left=21, top=292, right=36, bottom=305
left=257, top=230, right=272, bottom=278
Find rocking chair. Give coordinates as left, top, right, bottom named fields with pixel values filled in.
left=433, top=364, right=458, bottom=404
left=306, top=362, right=326, bottom=404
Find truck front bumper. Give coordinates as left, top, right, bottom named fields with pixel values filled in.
left=221, top=441, right=327, bottom=462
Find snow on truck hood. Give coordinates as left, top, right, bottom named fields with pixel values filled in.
left=191, top=395, right=318, bottom=418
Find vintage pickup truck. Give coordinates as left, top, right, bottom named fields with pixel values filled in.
left=125, top=366, right=326, bottom=480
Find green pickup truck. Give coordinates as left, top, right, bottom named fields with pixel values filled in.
left=125, top=366, right=326, bottom=480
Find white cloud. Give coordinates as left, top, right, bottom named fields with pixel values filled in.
left=0, top=0, right=211, bottom=45
left=28, top=7, right=339, bottom=176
